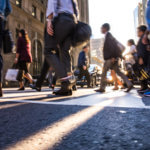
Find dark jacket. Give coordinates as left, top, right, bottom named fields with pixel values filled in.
left=137, top=35, right=149, bottom=65
left=103, top=32, right=121, bottom=60
left=78, top=51, right=89, bottom=68
left=17, top=37, right=32, bottom=63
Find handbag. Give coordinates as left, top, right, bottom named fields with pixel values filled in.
left=5, top=64, right=24, bottom=81
left=5, top=69, right=20, bottom=81
left=3, top=29, right=14, bottom=54
left=72, top=21, right=92, bottom=47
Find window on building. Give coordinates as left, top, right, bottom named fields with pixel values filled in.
left=32, top=5, right=37, bottom=18
left=40, top=12, right=44, bottom=23
left=16, top=28, right=20, bottom=39
left=16, top=0, right=22, bottom=8
left=41, top=0, right=44, bottom=4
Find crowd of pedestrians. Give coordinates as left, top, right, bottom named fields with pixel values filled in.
left=0, top=0, right=150, bottom=97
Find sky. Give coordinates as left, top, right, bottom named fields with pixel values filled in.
left=89, top=0, right=141, bottom=45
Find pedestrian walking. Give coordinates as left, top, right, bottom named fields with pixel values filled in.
left=124, top=39, right=137, bottom=65
left=95, top=23, right=133, bottom=93
left=44, top=0, right=79, bottom=96
left=15, top=29, right=33, bottom=91
left=78, top=45, right=91, bottom=88
left=0, top=0, right=12, bottom=97
left=135, top=25, right=150, bottom=94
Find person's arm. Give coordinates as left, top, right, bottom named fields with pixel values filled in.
left=5, top=0, right=12, bottom=17
left=46, top=0, right=55, bottom=36
left=14, top=38, right=21, bottom=64
left=74, top=0, right=80, bottom=20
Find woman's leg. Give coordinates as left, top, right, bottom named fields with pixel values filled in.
left=24, top=63, right=33, bottom=84
left=24, top=73, right=33, bottom=84
left=19, top=81, right=24, bottom=89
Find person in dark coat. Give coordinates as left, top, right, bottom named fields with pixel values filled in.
left=0, top=0, right=12, bottom=97
left=96, top=23, right=133, bottom=93
left=78, top=45, right=91, bottom=87
left=15, top=29, right=33, bottom=90
left=136, top=25, right=150, bottom=93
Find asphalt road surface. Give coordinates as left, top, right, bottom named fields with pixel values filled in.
left=0, top=87, right=150, bottom=150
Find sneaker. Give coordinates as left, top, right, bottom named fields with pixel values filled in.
left=144, top=91, right=150, bottom=97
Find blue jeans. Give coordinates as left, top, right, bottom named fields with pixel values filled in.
left=146, top=0, right=150, bottom=31
left=0, top=17, right=5, bottom=82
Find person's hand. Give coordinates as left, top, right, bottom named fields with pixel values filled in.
left=83, top=66, right=87, bottom=70
left=139, top=58, right=144, bottom=65
left=47, top=20, right=54, bottom=36
left=14, top=58, right=18, bottom=64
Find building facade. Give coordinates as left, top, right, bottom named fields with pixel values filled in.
left=90, top=38, right=104, bottom=68
left=134, top=0, right=148, bottom=29
left=3, top=0, right=89, bottom=86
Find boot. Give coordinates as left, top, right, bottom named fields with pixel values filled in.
left=54, top=81, right=72, bottom=96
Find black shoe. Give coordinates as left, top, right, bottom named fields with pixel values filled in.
left=29, top=84, right=41, bottom=92
left=18, top=87, right=25, bottom=91
left=54, top=89, right=72, bottom=96
left=95, top=89, right=105, bottom=93
left=125, top=85, right=133, bottom=93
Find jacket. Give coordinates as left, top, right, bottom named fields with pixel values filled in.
left=103, top=32, right=122, bottom=60
left=0, top=0, right=12, bottom=17
left=137, top=35, right=149, bottom=65
left=17, top=37, right=32, bottom=63
left=78, top=51, right=89, bottom=68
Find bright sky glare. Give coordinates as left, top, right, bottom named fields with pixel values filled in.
left=89, top=0, right=141, bottom=45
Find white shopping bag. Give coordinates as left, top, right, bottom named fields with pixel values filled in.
left=5, top=69, right=19, bottom=81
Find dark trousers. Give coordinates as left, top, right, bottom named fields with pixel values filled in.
left=100, top=59, right=132, bottom=90
left=44, top=14, right=76, bottom=78
left=79, top=67, right=91, bottom=87
left=36, top=58, right=49, bottom=88
left=0, top=17, right=5, bottom=82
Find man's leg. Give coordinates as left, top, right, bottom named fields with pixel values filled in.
left=78, top=68, right=84, bottom=80
left=54, top=16, right=76, bottom=75
left=113, top=62, right=133, bottom=92
left=99, top=60, right=112, bottom=91
left=84, top=69, right=91, bottom=87
left=44, top=30, right=67, bottom=79
left=36, top=58, right=49, bottom=88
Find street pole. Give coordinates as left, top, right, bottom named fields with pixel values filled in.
left=35, top=32, right=38, bottom=75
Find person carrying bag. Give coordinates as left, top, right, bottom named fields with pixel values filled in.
left=0, top=0, right=12, bottom=97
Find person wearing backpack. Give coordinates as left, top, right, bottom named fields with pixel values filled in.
left=95, top=23, right=133, bottom=93
left=45, top=0, right=79, bottom=96
left=0, top=0, right=12, bottom=97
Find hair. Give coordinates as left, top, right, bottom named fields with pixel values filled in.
left=128, top=39, right=135, bottom=45
left=102, top=23, right=110, bottom=31
left=19, top=29, right=30, bottom=44
left=83, top=45, right=89, bottom=49
left=137, top=25, right=147, bottom=33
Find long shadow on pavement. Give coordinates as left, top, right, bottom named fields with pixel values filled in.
left=52, top=107, right=150, bottom=150
left=0, top=103, right=89, bottom=150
